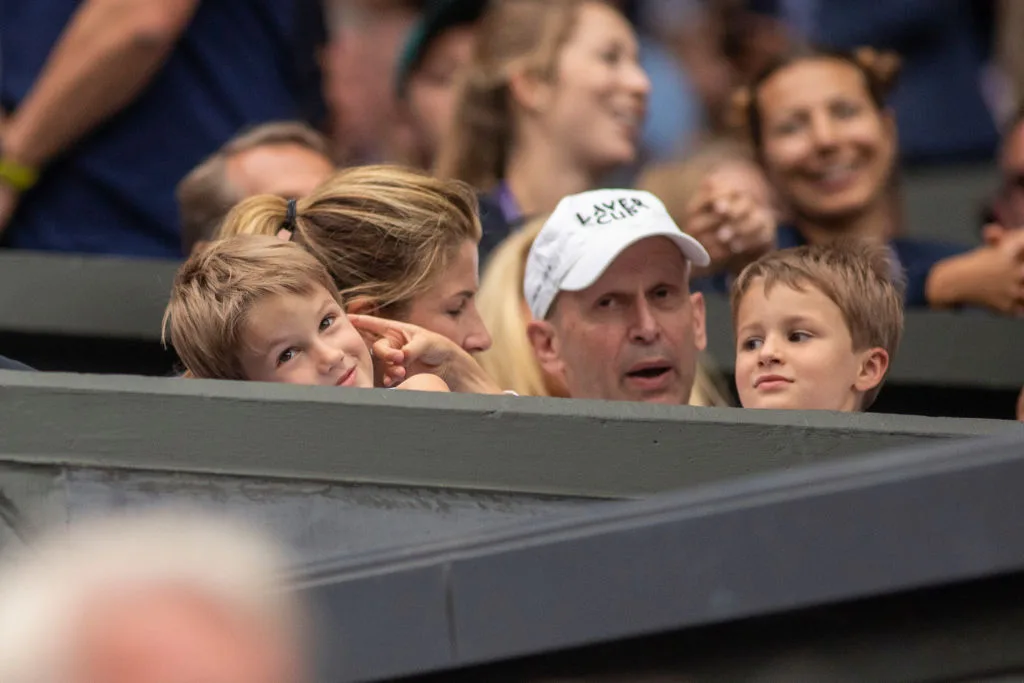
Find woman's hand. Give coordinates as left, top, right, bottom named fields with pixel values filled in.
left=685, top=173, right=776, bottom=276
left=348, top=314, right=503, bottom=394
left=926, top=233, right=1024, bottom=315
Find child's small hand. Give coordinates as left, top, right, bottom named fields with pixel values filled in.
left=685, top=174, right=775, bottom=274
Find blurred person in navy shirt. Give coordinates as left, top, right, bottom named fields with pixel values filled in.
left=322, top=0, right=420, bottom=166
left=0, top=1, right=325, bottom=257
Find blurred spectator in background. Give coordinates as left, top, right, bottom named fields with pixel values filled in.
left=0, top=0, right=326, bottom=257
left=712, top=47, right=1024, bottom=314
left=0, top=509, right=304, bottom=683
left=395, top=0, right=487, bottom=170
left=218, top=165, right=492, bottom=355
left=638, top=138, right=777, bottom=282
left=477, top=215, right=571, bottom=398
left=177, top=122, right=335, bottom=256
left=323, top=0, right=421, bottom=165
left=436, top=0, right=651, bottom=261
left=635, top=0, right=790, bottom=132
left=994, top=0, right=1024, bottom=126
left=763, top=0, right=998, bottom=164
left=983, top=104, right=1024, bottom=242
left=611, top=0, right=705, bottom=161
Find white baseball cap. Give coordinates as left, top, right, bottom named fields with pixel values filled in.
left=524, top=189, right=711, bottom=320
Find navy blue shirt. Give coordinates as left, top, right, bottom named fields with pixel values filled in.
left=693, top=226, right=969, bottom=308
left=478, top=184, right=531, bottom=265
left=0, top=1, right=324, bottom=257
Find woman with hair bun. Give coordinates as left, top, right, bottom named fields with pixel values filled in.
left=689, top=46, right=1024, bottom=313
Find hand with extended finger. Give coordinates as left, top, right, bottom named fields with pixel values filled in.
left=348, top=314, right=502, bottom=394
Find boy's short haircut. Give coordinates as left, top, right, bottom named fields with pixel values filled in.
left=730, top=240, right=905, bottom=409
left=163, top=235, right=341, bottom=380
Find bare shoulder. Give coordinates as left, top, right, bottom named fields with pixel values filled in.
left=396, top=373, right=451, bottom=393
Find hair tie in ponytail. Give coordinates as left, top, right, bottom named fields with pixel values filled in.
left=277, top=198, right=297, bottom=241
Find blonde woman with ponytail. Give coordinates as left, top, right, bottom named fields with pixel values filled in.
left=435, top=0, right=650, bottom=258
left=476, top=216, right=731, bottom=406
left=217, top=165, right=493, bottom=353
left=476, top=216, right=569, bottom=398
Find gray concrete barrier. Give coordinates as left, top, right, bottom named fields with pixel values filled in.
left=297, top=433, right=1024, bottom=682
left=0, top=371, right=1019, bottom=563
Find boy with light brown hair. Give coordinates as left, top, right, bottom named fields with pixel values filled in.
left=163, top=235, right=454, bottom=392
left=730, top=241, right=905, bottom=412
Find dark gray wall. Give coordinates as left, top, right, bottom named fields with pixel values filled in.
left=902, top=163, right=996, bottom=244
left=0, top=464, right=594, bottom=565
left=297, top=434, right=1024, bottom=682
left=0, top=251, right=176, bottom=339
left=0, top=371, right=1019, bottom=563
left=1, top=371, right=1018, bottom=497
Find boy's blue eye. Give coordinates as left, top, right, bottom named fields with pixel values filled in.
left=320, top=315, right=334, bottom=332
left=789, top=331, right=812, bottom=343
left=742, top=338, right=762, bottom=351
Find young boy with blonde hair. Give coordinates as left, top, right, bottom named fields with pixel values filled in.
left=730, top=241, right=905, bottom=412
left=163, top=235, right=450, bottom=392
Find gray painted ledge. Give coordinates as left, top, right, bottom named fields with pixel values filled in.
left=0, top=251, right=178, bottom=339
left=0, top=371, right=1019, bottom=499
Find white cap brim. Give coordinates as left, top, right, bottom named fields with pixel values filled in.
left=560, top=228, right=711, bottom=292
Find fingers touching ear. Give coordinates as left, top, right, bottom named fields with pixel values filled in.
left=345, top=297, right=378, bottom=316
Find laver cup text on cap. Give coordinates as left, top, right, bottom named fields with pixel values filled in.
left=524, top=189, right=710, bottom=321
left=576, top=197, right=650, bottom=226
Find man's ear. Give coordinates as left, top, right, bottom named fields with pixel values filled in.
left=690, top=292, right=708, bottom=352
left=346, top=296, right=379, bottom=316
left=854, top=347, right=889, bottom=393
left=526, top=320, right=565, bottom=376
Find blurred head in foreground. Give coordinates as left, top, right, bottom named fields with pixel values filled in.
left=0, top=509, right=303, bottom=683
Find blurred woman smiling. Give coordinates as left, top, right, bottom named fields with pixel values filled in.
left=690, top=46, right=1024, bottom=314
left=436, top=0, right=650, bottom=260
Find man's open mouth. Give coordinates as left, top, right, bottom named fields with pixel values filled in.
left=626, top=365, right=672, bottom=380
